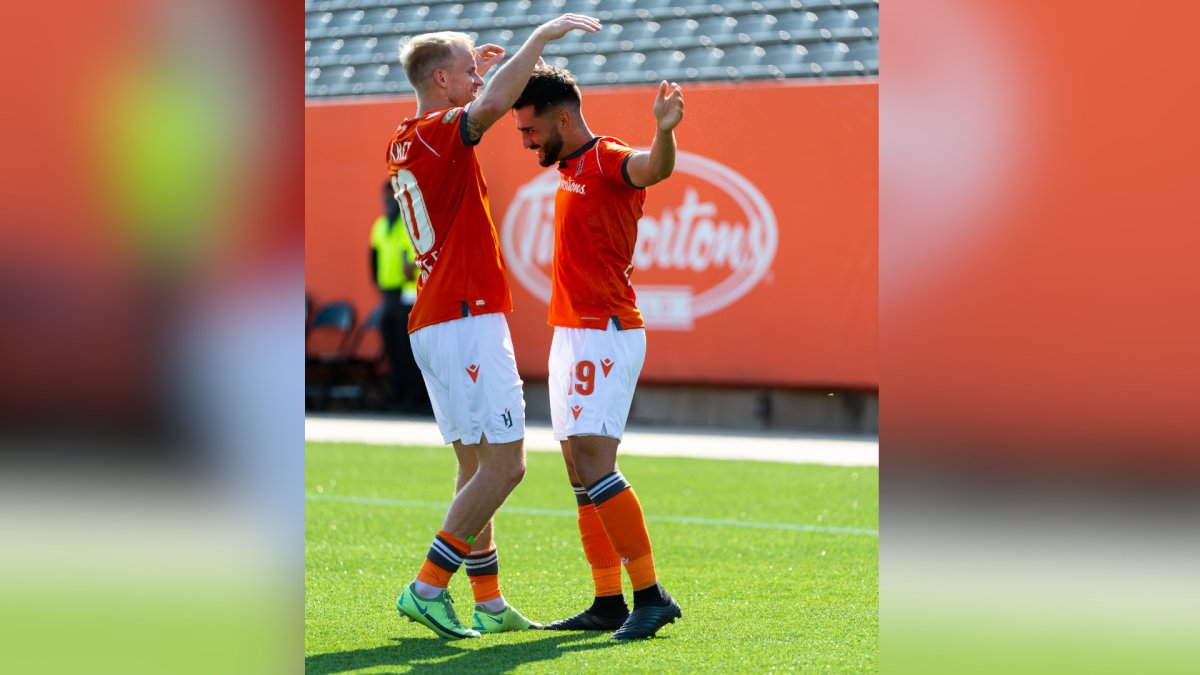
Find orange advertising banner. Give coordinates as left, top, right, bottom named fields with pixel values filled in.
left=306, top=81, right=877, bottom=388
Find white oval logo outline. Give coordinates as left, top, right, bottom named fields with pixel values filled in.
left=500, top=150, right=778, bottom=320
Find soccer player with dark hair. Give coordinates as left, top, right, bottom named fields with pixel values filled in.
left=511, top=66, right=686, bottom=640
left=386, top=17, right=601, bottom=640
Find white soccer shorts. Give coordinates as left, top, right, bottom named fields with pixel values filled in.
left=409, top=313, right=525, bottom=446
left=548, top=321, right=646, bottom=441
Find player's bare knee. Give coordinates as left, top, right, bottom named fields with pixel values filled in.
left=479, top=447, right=526, bottom=490
left=507, top=460, right=527, bottom=489
left=486, top=457, right=525, bottom=492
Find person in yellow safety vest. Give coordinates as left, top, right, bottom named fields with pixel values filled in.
left=371, top=180, right=429, bottom=414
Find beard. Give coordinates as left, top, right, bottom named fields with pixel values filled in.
left=537, top=129, right=564, bottom=167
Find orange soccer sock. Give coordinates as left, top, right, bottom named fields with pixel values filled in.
left=416, top=530, right=472, bottom=589
left=464, top=548, right=502, bottom=603
left=586, top=471, right=658, bottom=592
left=572, top=486, right=623, bottom=597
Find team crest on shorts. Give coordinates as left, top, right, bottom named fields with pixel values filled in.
left=501, top=408, right=513, bottom=429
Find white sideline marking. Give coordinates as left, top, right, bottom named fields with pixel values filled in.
left=305, top=416, right=879, bottom=467
left=306, top=493, right=879, bottom=537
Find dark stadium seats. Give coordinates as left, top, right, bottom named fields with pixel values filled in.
left=855, top=7, right=879, bottom=30
left=613, top=18, right=660, bottom=45
left=323, top=304, right=388, bottom=411
left=775, top=11, right=819, bottom=37
left=602, top=50, right=647, bottom=74
left=305, top=0, right=878, bottom=97
left=304, top=300, right=357, bottom=410
left=845, top=40, right=879, bottom=65
left=306, top=301, right=355, bottom=359
left=392, top=5, right=430, bottom=29
left=722, top=44, right=765, bottom=68
left=813, top=9, right=856, bottom=31
left=641, top=48, right=686, bottom=78
left=734, top=12, right=784, bottom=43
left=803, top=40, right=848, bottom=66
left=425, top=3, right=466, bottom=28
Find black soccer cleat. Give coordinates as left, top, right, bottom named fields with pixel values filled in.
left=610, top=592, right=682, bottom=640
left=543, top=607, right=630, bottom=631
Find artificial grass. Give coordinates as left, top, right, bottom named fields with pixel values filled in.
left=305, top=442, right=878, bottom=673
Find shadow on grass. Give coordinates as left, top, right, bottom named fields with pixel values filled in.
left=305, top=631, right=619, bottom=674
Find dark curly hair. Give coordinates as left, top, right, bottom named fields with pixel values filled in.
left=512, top=65, right=582, bottom=116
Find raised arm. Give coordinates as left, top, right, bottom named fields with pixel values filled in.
left=625, top=81, right=685, bottom=188
left=465, top=14, right=601, bottom=142
left=474, top=43, right=506, bottom=78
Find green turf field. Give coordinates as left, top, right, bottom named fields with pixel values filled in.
left=305, top=442, right=878, bottom=673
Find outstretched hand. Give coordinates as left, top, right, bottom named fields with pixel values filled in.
left=534, top=13, right=602, bottom=42
left=654, top=81, right=684, bottom=132
left=475, top=44, right=505, bottom=76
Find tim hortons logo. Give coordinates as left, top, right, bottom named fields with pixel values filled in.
left=558, top=176, right=587, bottom=195
left=500, top=151, right=778, bottom=329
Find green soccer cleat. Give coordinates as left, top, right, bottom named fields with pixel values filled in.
left=470, top=604, right=543, bottom=633
left=396, top=583, right=481, bottom=639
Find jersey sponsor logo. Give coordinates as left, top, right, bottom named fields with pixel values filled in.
left=466, top=363, right=480, bottom=382
left=558, top=176, right=587, bottom=195
left=502, top=151, right=777, bottom=330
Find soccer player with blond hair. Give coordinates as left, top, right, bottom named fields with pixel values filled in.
left=511, top=66, right=686, bottom=640
left=387, top=16, right=601, bottom=640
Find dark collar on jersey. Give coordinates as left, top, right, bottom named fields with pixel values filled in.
left=557, top=136, right=601, bottom=168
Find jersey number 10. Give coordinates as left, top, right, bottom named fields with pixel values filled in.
left=391, top=169, right=435, bottom=256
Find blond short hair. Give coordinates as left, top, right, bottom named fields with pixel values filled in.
left=400, top=32, right=475, bottom=90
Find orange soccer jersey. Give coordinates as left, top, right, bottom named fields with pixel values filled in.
left=550, top=136, right=647, bottom=330
left=385, top=106, right=513, bottom=333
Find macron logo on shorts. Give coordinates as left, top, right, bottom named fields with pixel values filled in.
left=571, top=404, right=583, bottom=420
left=601, top=358, right=614, bottom=377
left=466, top=364, right=480, bottom=382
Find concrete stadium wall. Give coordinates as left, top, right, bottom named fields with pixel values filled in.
left=306, top=80, right=877, bottom=392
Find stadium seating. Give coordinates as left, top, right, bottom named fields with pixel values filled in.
left=322, top=304, right=389, bottom=411
left=305, top=0, right=878, bottom=97
left=304, top=300, right=357, bottom=410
